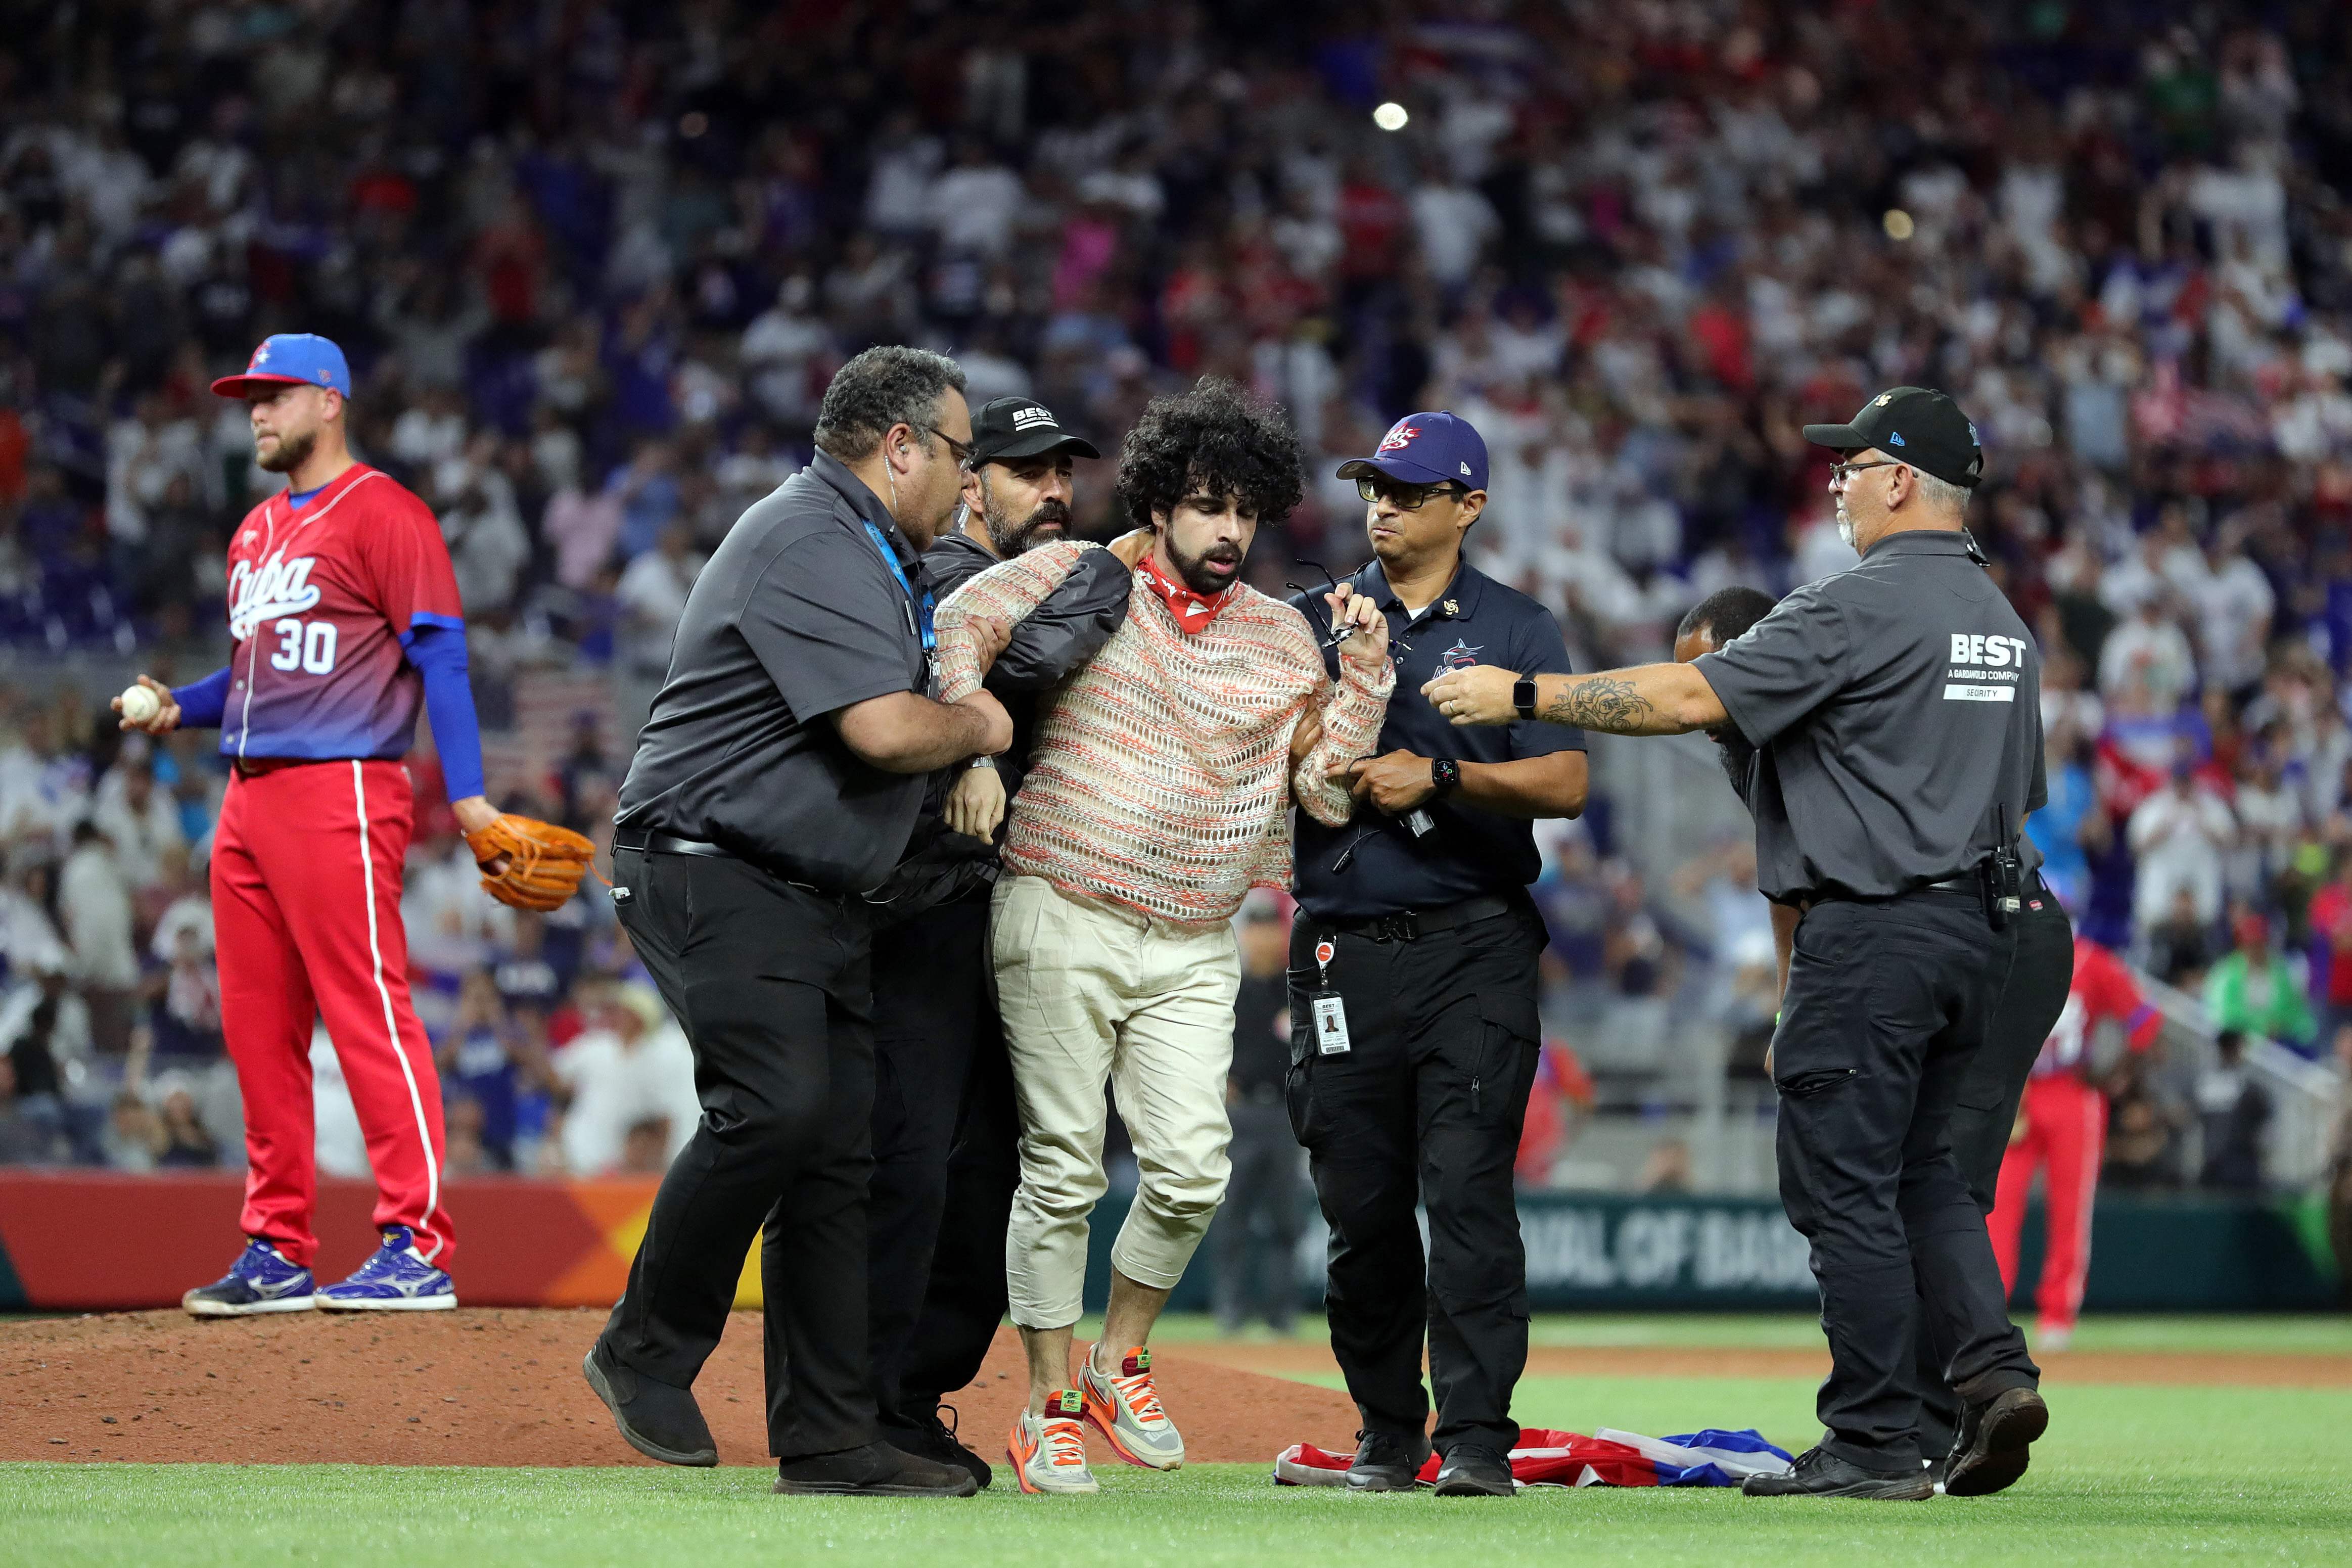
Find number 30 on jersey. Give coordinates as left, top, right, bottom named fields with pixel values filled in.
left=269, top=617, right=338, bottom=674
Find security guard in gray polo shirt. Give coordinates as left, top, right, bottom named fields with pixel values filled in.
left=1426, top=388, right=2048, bottom=1501
left=585, top=347, right=1007, bottom=1500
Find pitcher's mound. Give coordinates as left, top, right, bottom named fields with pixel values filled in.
left=0, top=1309, right=1356, bottom=1467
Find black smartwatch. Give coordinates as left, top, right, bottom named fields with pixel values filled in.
left=1512, top=675, right=1538, bottom=720
left=1430, top=757, right=1461, bottom=798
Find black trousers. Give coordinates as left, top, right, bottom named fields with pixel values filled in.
left=1913, top=885, right=2073, bottom=1455
left=603, top=846, right=877, bottom=1460
left=1286, top=900, right=1545, bottom=1455
left=1773, top=889, right=2039, bottom=1472
left=867, top=891, right=1019, bottom=1428
left=1214, top=1094, right=1307, bottom=1333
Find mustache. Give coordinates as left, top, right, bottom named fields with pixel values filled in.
left=1024, top=501, right=1071, bottom=529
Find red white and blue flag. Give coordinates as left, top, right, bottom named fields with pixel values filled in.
left=1272, top=1426, right=1793, bottom=1490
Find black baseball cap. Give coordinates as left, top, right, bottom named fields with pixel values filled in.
left=1801, top=387, right=1984, bottom=489
left=967, top=396, right=1100, bottom=465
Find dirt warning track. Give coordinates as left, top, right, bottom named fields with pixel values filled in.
left=0, top=1309, right=1359, bottom=1466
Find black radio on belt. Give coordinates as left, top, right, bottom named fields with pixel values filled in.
left=1982, top=800, right=2023, bottom=930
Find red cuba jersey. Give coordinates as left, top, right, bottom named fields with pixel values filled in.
left=220, top=465, right=464, bottom=763
left=2032, top=937, right=2162, bottom=1080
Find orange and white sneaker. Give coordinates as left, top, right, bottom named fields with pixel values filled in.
left=1080, top=1343, right=1184, bottom=1470
left=1009, top=1390, right=1099, bottom=1495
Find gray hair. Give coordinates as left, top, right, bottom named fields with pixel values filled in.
left=1916, top=471, right=1973, bottom=517
left=812, top=346, right=967, bottom=463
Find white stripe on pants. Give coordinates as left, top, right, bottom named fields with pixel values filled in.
left=993, top=874, right=1240, bottom=1329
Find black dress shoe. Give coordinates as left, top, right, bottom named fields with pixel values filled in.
left=774, top=1440, right=980, bottom=1497
left=1741, top=1446, right=1933, bottom=1500
left=1345, top=1429, right=1431, bottom=1492
left=581, top=1340, right=717, bottom=1466
left=1943, top=1387, right=2048, bottom=1497
left=881, top=1402, right=993, bottom=1490
left=1432, top=1444, right=1515, bottom=1497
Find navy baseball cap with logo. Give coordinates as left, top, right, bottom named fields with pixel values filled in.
left=967, top=396, right=1100, bottom=465
left=211, top=333, right=353, bottom=400
left=1336, top=410, right=1489, bottom=492
left=1801, top=386, right=1984, bottom=488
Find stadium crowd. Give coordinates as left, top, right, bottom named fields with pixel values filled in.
left=4, top=2, right=2352, bottom=1209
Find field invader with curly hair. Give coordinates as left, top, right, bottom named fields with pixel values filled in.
left=934, top=379, right=1396, bottom=1494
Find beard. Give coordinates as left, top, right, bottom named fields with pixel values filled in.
left=1835, top=495, right=1856, bottom=550
left=256, top=426, right=316, bottom=475
left=1165, top=527, right=1244, bottom=595
left=982, top=491, right=1072, bottom=557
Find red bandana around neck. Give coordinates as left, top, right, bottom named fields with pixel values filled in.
left=1136, top=549, right=1235, bottom=634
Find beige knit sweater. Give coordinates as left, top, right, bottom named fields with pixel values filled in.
left=936, top=539, right=1394, bottom=924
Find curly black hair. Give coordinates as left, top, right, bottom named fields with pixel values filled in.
left=1114, top=378, right=1304, bottom=530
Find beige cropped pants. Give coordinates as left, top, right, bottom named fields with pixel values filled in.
left=992, top=874, right=1240, bottom=1328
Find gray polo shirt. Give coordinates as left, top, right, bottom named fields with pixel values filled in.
left=1691, top=530, right=2045, bottom=902
left=615, top=452, right=931, bottom=893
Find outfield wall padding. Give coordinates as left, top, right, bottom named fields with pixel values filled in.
left=0, top=1173, right=2335, bottom=1312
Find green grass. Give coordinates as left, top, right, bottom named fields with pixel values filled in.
left=9, top=1379, right=2348, bottom=1567
left=7, top=1317, right=2346, bottom=1567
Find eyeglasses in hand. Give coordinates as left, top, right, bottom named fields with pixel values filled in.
left=1286, top=558, right=1411, bottom=658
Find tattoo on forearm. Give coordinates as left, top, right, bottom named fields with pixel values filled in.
left=1542, top=676, right=1656, bottom=732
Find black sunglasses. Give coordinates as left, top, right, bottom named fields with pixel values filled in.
left=1285, top=558, right=1412, bottom=658
left=1356, top=475, right=1467, bottom=510
left=925, top=425, right=973, bottom=464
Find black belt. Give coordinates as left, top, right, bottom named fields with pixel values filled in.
left=613, top=828, right=736, bottom=860
left=612, top=828, right=834, bottom=897
left=1797, top=870, right=1980, bottom=913
left=1322, top=892, right=1519, bottom=944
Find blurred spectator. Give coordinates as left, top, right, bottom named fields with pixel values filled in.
left=551, top=981, right=698, bottom=1177
left=1515, top=1039, right=1595, bottom=1187
left=1637, top=1138, right=1695, bottom=1194
left=0, top=1056, right=63, bottom=1165
left=2204, top=907, right=2318, bottom=1054
left=434, top=967, right=551, bottom=1171
left=2128, top=765, right=2236, bottom=934
left=2143, top=888, right=2215, bottom=988
left=89, top=751, right=185, bottom=891
left=150, top=1077, right=220, bottom=1169
left=57, top=822, right=137, bottom=1054
left=100, top=1089, right=163, bottom=1172
left=2196, top=1031, right=2273, bottom=1192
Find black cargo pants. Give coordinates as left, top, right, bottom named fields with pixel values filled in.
left=1285, top=898, right=1545, bottom=1456
left=1772, top=887, right=2040, bottom=1472
left=1912, top=878, right=2072, bottom=1457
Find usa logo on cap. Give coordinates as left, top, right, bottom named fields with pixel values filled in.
left=1377, top=422, right=1420, bottom=454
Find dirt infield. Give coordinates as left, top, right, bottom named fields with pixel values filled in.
left=1183, top=1340, right=2352, bottom=1389
left=0, top=1310, right=1362, bottom=1466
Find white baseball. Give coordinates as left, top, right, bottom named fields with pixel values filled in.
left=119, top=683, right=161, bottom=724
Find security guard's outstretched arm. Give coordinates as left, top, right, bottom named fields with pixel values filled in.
left=1421, top=660, right=1727, bottom=736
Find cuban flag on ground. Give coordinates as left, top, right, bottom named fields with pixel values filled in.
left=1272, top=1427, right=1793, bottom=1490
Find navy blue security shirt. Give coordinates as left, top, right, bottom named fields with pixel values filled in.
left=1292, top=559, right=1583, bottom=920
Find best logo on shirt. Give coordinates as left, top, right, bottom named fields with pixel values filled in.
left=1944, top=632, right=2029, bottom=703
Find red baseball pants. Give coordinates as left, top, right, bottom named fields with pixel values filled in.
left=211, top=759, right=452, bottom=1268
left=1987, top=1075, right=2104, bottom=1331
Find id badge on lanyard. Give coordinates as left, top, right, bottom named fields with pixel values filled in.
left=1309, top=938, right=1351, bottom=1054
left=864, top=520, right=937, bottom=683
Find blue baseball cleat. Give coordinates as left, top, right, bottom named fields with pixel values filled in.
left=182, top=1238, right=317, bottom=1317
left=315, top=1226, right=457, bottom=1311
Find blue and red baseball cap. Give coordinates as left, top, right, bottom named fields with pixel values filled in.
left=211, top=333, right=352, bottom=400
left=1336, top=410, right=1488, bottom=492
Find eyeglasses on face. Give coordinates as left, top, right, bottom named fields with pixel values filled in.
left=1356, top=476, right=1466, bottom=511
left=1828, top=458, right=1903, bottom=485
left=926, top=425, right=973, bottom=465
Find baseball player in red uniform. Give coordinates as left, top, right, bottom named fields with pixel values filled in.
left=1985, top=936, right=2160, bottom=1351
left=118, top=334, right=506, bottom=1315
